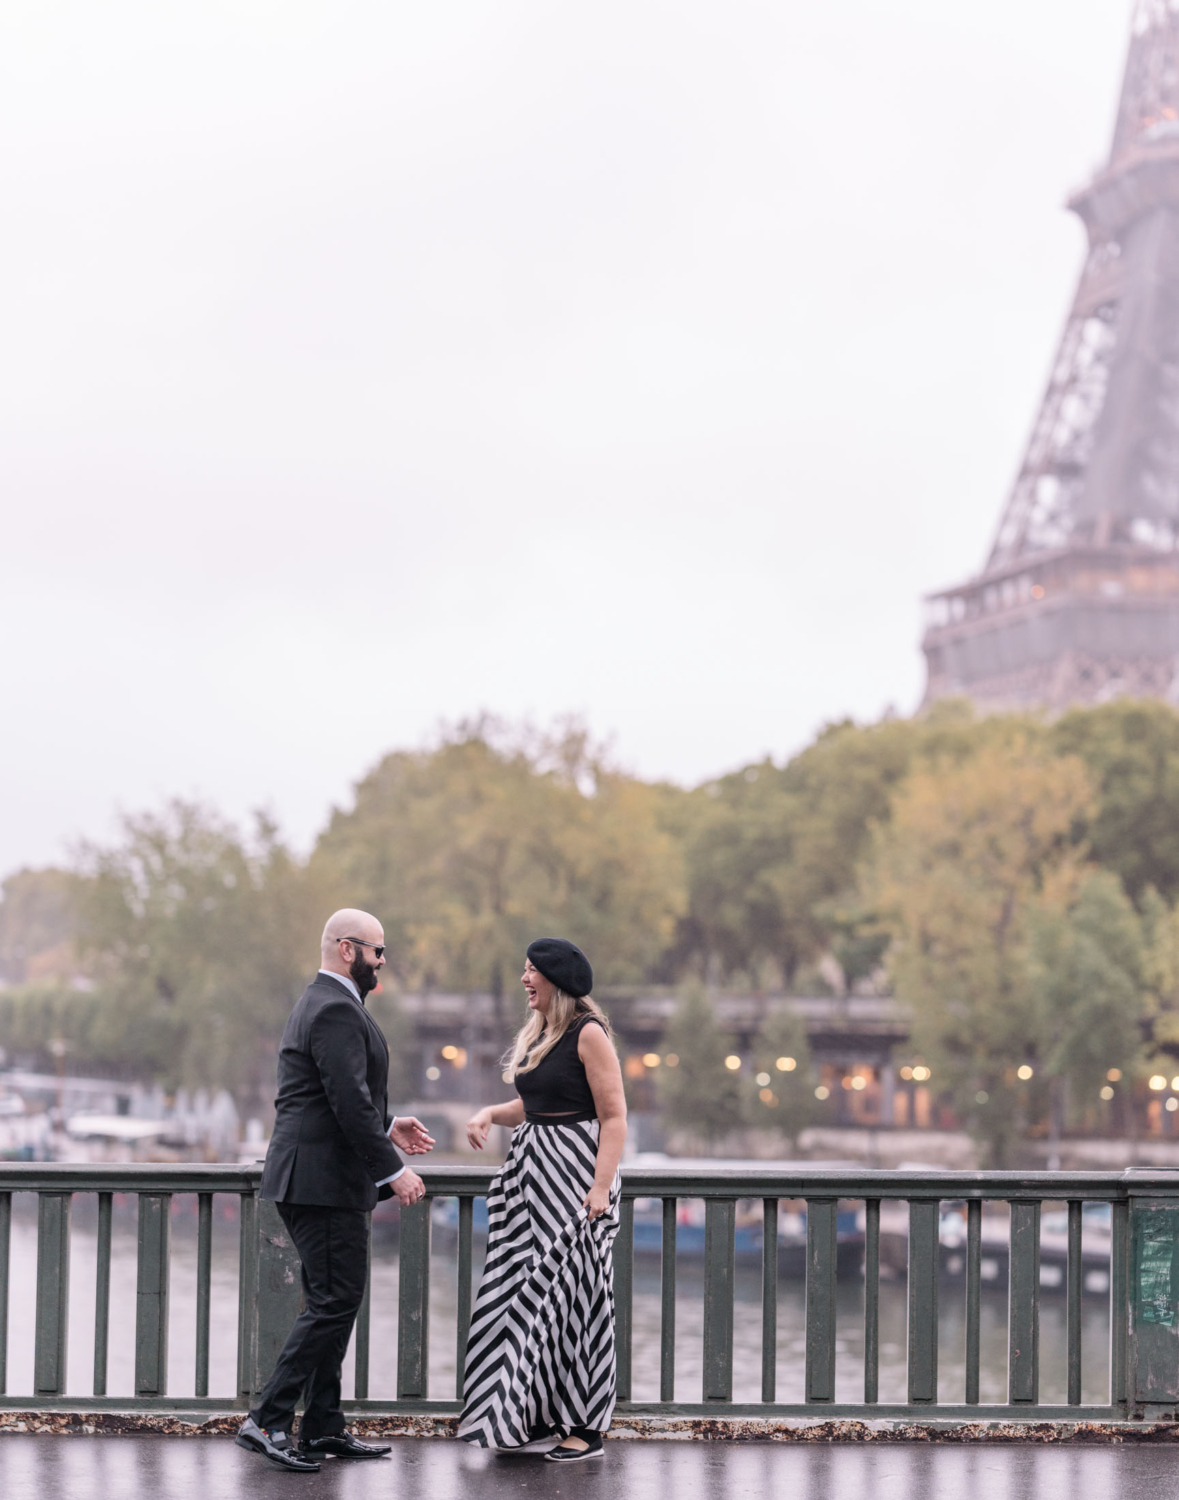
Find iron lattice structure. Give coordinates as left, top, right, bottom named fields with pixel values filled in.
left=923, top=0, right=1179, bottom=709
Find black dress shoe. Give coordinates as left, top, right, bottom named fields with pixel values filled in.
left=299, top=1430, right=391, bottom=1459
left=546, top=1429, right=604, bottom=1462
left=235, top=1417, right=321, bottom=1472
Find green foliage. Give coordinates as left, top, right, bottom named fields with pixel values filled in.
left=312, top=719, right=685, bottom=1001
left=1052, top=700, right=1179, bottom=902
left=11, top=701, right=1179, bottom=1151
left=76, top=801, right=333, bottom=1113
left=863, top=737, right=1144, bottom=1164
left=747, top=1005, right=814, bottom=1140
left=657, top=986, right=744, bottom=1147
left=0, top=868, right=84, bottom=983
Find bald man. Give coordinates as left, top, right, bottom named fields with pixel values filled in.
left=237, top=909, right=434, bottom=1472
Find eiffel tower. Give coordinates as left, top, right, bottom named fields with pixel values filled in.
left=923, top=1, right=1179, bottom=710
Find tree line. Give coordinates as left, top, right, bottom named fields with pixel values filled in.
left=4, top=701, right=1179, bottom=1160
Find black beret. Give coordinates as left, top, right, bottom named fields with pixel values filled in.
left=526, top=937, right=593, bottom=999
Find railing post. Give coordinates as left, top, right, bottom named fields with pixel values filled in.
left=195, top=1193, right=213, bottom=1399
left=1127, top=1182, right=1179, bottom=1409
left=0, top=1191, right=9, bottom=1396
left=965, top=1199, right=982, bottom=1405
left=34, top=1192, right=71, bottom=1397
left=805, top=1198, right=837, bottom=1403
left=237, top=1191, right=259, bottom=1400
left=615, top=1197, right=634, bottom=1401
left=660, top=1197, right=677, bottom=1403
left=1111, top=1195, right=1130, bottom=1412
left=94, top=1192, right=113, bottom=1396
left=863, top=1198, right=879, bottom=1405
left=398, top=1198, right=431, bottom=1399
left=908, top=1198, right=939, bottom=1405
left=1008, top=1199, right=1041, bottom=1405
left=703, top=1198, right=735, bottom=1401
left=354, top=1219, right=372, bottom=1401
left=135, top=1193, right=171, bottom=1396
left=455, top=1195, right=474, bottom=1400
left=237, top=1192, right=302, bottom=1402
left=256, top=1197, right=302, bottom=1396
left=761, top=1197, right=778, bottom=1403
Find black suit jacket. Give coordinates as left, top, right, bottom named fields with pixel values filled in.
left=260, top=972, right=404, bottom=1211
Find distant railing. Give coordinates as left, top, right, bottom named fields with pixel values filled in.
left=1, top=1163, right=1178, bottom=1421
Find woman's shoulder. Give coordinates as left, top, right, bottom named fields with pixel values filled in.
left=574, top=1014, right=609, bottom=1045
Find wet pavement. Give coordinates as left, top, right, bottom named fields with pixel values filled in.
left=1, top=1435, right=1178, bottom=1500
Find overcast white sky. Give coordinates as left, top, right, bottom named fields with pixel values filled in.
left=0, top=0, right=1134, bottom=874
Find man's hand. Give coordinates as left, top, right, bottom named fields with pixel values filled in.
left=392, top=1169, right=425, bottom=1206
left=390, top=1116, right=435, bottom=1155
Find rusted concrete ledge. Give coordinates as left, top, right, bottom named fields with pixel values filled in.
left=5, top=1410, right=1179, bottom=1443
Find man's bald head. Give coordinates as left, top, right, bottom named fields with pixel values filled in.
left=320, top=910, right=386, bottom=999
left=321, top=908, right=384, bottom=960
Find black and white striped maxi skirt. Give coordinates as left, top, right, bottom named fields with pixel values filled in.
left=457, top=1119, right=620, bottom=1448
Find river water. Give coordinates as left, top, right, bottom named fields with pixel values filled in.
left=1, top=1195, right=1111, bottom=1406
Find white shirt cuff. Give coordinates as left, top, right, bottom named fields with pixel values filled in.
left=375, top=1166, right=405, bottom=1187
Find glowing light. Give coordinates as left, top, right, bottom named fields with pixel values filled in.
left=912, top=1065, right=931, bottom=1082
left=642, top=1053, right=661, bottom=1068
left=975, top=1091, right=989, bottom=1104
left=1017, top=1065, right=1033, bottom=1081
left=664, top=1053, right=679, bottom=1067
left=1151, top=1075, right=1168, bottom=1091
left=426, top=1066, right=441, bottom=1081
left=776, top=1056, right=797, bottom=1072
left=755, top=1072, right=771, bottom=1087
left=1031, top=584, right=1045, bottom=599
left=759, top=1088, right=776, bottom=1105
left=1100, top=1085, right=1115, bottom=1101
left=724, top=1055, right=742, bottom=1071
left=1107, top=1068, right=1122, bottom=1082
left=900, top=1066, right=914, bottom=1081
left=1166, top=1097, right=1178, bottom=1114
left=814, top=1085, right=830, bottom=1100
left=851, top=1075, right=867, bottom=1091
left=441, top=1045, right=459, bottom=1060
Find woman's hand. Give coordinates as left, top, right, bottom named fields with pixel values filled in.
left=582, top=1183, right=612, bottom=1220
left=466, top=1107, right=495, bottom=1151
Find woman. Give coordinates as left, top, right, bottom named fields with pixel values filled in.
left=458, top=937, right=627, bottom=1463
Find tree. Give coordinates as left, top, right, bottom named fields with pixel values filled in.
left=669, top=701, right=1028, bottom=989
left=77, top=801, right=336, bottom=1117
left=0, top=867, right=84, bottom=984
left=657, top=986, right=744, bottom=1149
left=747, top=1004, right=814, bottom=1142
left=312, top=719, right=685, bottom=1027
left=1053, top=699, right=1179, bottom=903
left=863, top=737, right=1143, bottom=1165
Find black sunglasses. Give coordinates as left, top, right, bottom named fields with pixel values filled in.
left=338, top=936, right=386, bottom=959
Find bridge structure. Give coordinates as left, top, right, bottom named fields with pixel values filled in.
left=400, top=992, right=913, bottom=1136
left=2, top=1161, right=1179, bottom=1441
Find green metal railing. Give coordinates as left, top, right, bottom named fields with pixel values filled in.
left=0, top=1163, right=1177, bottom=1422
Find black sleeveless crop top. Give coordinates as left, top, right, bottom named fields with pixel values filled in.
left=514, top=1015, right=605, bottom=1122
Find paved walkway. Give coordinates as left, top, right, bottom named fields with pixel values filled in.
left=2, top=1435, right=1178, bottom=1500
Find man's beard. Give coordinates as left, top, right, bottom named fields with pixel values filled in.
left=349, top=951, right=379, bottom=999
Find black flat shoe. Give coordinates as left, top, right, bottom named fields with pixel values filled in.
left=236, top=1418, right=321, bottom=1472
left=546, top=1431, right=604, bottom=1462
left=299, top=1430, right=391, bottom=1459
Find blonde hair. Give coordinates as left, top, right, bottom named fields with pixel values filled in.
left=505, top=989, right=613, bottom=1077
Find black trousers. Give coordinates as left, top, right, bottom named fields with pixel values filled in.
left=250, top=1201, right=369, bottom=1441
